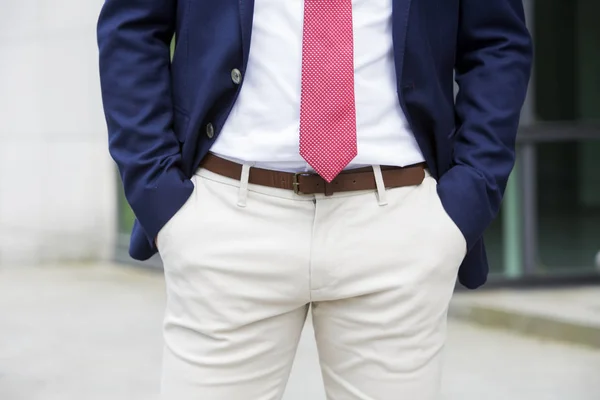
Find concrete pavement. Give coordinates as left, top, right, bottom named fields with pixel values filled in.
left=450, top=285, right=600, bottom=348
left=1, top=264, right=599, bottom=400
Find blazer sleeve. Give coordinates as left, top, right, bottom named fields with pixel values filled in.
left=97, top=0, right=194, bottom=252
left=437, top=0, right=533, bottom=250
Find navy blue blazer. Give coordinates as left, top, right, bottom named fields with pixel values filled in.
left=97, top=0, right=532, bottom=289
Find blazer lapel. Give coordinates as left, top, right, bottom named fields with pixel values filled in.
left=239, top=0, right=255, bottom=66
left=392, top=0, right=413, bottom=81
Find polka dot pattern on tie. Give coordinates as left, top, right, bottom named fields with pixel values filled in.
left=299, top=0, right=357, bottom=183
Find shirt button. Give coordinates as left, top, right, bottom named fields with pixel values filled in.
left=231, top=68, right=242, bottom=85
left=206, top=123, right=215, bottom=139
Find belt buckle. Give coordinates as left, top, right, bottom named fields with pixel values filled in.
left=293, top=172, right=312, bottom=194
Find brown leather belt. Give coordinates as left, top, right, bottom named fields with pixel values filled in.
left=200, top=153, right=426, bottom=196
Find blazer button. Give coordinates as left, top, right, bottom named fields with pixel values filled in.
left=206, top=123, right=215, bottom=138
left=231, top=68, right=242, bottom=85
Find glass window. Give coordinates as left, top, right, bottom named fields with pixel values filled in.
left=483, top=210, right=504, bottom=274
left=528, top=0, right=600, bottom=273
left=534, top=0, right=600, bottom=122
left=117, top=175, right=135, bottom=235
left=537, top=140, right=600, bottom=270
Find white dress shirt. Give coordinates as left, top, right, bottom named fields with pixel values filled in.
left=211, top=0, right=425, bottom=172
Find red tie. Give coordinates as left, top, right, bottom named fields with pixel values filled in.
left=299, top=0, right=357, bottom=183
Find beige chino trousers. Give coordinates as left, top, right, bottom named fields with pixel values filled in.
left=157, top=165, right=466, bottom=400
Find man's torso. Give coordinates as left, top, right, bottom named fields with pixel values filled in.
left=210, top=0, right=425, bottom=172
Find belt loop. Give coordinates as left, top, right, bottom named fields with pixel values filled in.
left=372, top=165, right=388, bottom=206
left=237, top=164, right=251, bottom=207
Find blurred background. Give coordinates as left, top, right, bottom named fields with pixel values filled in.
left=1, top=1, right=599, bottom=399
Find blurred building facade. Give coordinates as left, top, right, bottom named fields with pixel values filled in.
left=1, top=1, right=599, bottom=284
left=490, top=0, right=600, bottom=283
left=0, top=1, right=116, bottom=265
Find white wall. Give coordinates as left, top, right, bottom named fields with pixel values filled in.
left=0, top=0, right=116, bottom=265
